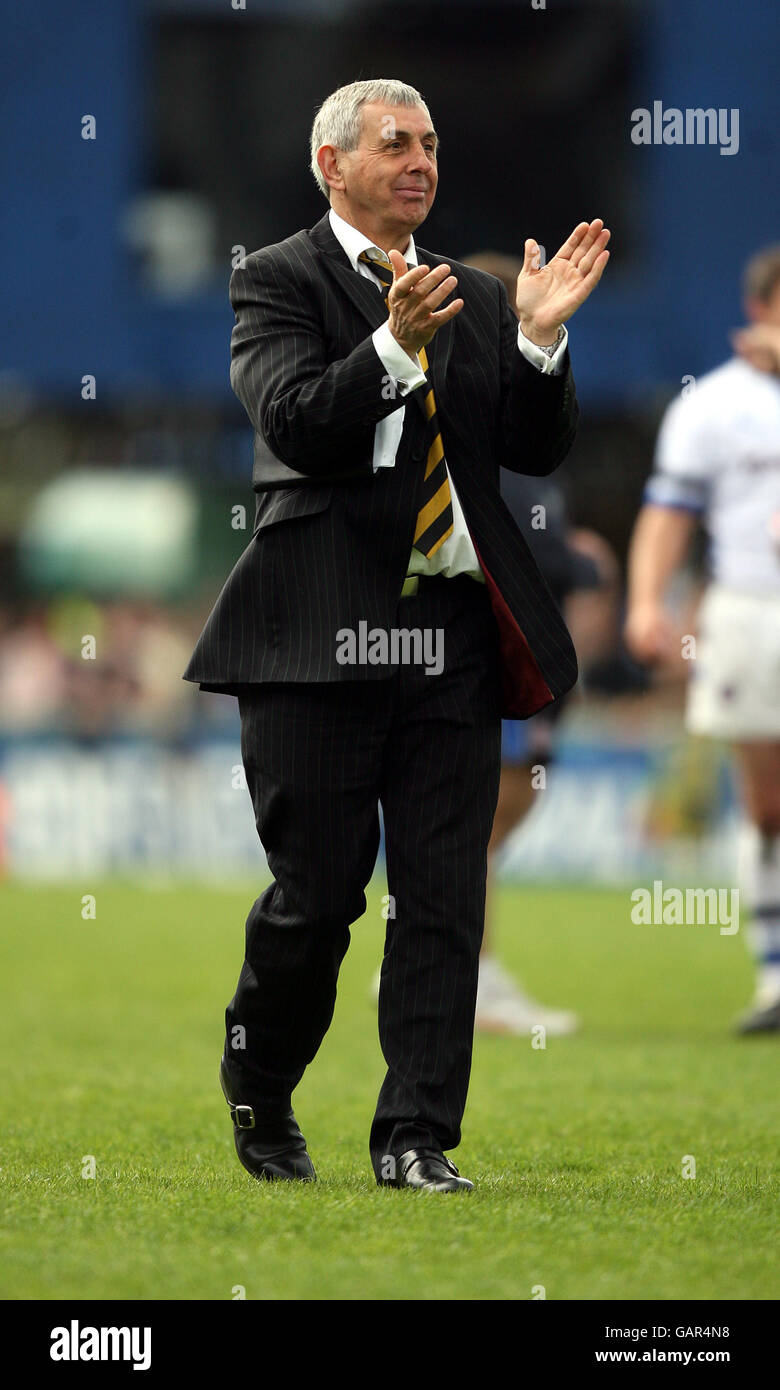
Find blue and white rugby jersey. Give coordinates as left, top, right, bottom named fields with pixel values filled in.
left=645, top=357, right=780, bottom=595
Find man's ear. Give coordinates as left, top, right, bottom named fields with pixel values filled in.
left=317, top=145, right=345, bottom=194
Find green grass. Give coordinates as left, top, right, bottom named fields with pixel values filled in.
left=1, top=879, right=777, bottom=1301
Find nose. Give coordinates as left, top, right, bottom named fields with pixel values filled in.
left=407, top=141, right=436, bottom=176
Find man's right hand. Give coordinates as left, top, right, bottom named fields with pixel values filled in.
left=387, top=250, right=464, bottom=359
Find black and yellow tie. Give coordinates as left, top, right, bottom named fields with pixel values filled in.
left=358, top=248, right=454, bottom=557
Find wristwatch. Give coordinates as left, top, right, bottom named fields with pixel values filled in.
left=537, top=325, right=565, bottom=358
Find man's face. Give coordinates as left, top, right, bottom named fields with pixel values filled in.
left=335, top=102, right=438, bottom=236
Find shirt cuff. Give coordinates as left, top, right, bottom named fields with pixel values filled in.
left=516, top=323, right=569, bottom=376
left=372, top=321, right=428, bottom=394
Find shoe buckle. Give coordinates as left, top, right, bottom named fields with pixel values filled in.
left=231, top=1103, right=255, bottom=1130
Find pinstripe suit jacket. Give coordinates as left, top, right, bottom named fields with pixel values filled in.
left=183, top=211, right=580, bottom=717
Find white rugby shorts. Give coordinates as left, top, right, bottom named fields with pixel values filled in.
left=686, top=585, right=780, bottom=740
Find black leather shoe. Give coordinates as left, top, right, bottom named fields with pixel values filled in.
left=219, top=1059, right=316, bottom=1182
left=378, top=1147, right=474, bottom=1193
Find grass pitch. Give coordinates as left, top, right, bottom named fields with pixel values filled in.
left=1, top=880, right=777, bottom=1301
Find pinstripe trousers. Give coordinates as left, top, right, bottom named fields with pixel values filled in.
left=224, top=574, right=502, bottom=1174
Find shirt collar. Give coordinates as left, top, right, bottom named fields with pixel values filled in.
left=328, top=207, right=418, bottom=271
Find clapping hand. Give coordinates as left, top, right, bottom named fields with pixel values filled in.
left=515, top=218, right=611, bottom=346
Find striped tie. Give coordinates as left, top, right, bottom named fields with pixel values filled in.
left=358, top=248, right=454, bottom=557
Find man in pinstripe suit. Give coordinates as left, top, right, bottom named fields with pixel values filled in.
left=184, top=78, right=610, bottom=1191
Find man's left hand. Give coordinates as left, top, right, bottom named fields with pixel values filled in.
left=515, top=218, right=611, bottom=346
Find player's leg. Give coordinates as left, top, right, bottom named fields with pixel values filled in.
left=488, top=758, right=537, bottom=854
left=734, top=740, right=780, bottom=1033
left=685, top=586, right=780, bottom=1031
left=477, top=715, right=579, bottom=1037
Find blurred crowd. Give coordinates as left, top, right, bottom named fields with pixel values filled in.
left=0, top=599, right=226, bottom=739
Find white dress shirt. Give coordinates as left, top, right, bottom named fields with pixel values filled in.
left=328, top=207, right=568, bottom=582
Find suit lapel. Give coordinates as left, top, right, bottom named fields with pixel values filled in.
left=307, top=214, right=454, bottom=421
left=308, top=212, right=389, bottom=334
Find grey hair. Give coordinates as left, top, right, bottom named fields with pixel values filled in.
left=310, top=78, right=431, bottom=201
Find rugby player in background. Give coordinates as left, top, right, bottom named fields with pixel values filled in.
left=625, top=246, right=780, bottom=1034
